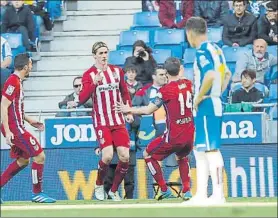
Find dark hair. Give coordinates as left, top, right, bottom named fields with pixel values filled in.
left=152, top=65, right=165, bottom=75
left=124, top=65, right=137, bottom=74
left=266, top=0, right=278, bottom=11
left=164, top=57, right=180, bottom=76
left=73, top=76, right=82, bottom=86
left=185, top=17, right=207, bottom=35
left=241, top=69, right=256, bottom=80
left=132, top=40, right=156, bottom=62
left=92, top=41, right=108, bottom=54
left=14, top=53, right=30, bottom=71
left=233, top=0, right=247, bottom=5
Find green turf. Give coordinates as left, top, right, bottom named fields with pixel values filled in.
left=1, top=198, right=277, bottom=217
left=1, top=207, right=277, bottom=217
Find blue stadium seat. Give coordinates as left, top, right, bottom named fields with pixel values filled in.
left=108, top=50, right=132, bottom=67
left=131, top=12, right=160, bottom=29
left=152, top=49, right=171, bottom=65
left=2, top=33, right=24, bottom=49
left=223, top=46, right=250, bottom=75
left=269, top=84, right=277, bottom=102
left=118, top=30, right=150, bottom=50
left=207, top=27, right=223, bottom=46
left=183, top=68, right=194, bottom=82
left=270, top=65, right=277, bottom=81
left=153, top=29, right=186, bottom=59
left=230, top=82, right=242, bottom=93
left=267, top=45, right=277, bottom=57
left=269, top=106, right=277, bottom=120
left=254, top=83, right=268, bottom=97
left=183, top=48, right=196, bottom=68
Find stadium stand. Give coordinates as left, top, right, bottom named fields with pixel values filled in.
left=152, top=49, right=172, bottom=65
left=108, top=50, right=133, bottom=67
left=153, top=28, right=186, bottom=59
left=118, top=30, right=150, bottom=51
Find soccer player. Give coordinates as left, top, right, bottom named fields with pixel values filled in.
left=0, top=53, right=56, bottom=203
left=79, top=41, right=133, bottom=201
left=116, top=57, right=194, bottom=200
left=185, top=17, right=231, bottom=204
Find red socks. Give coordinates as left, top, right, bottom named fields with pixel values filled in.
left=32, top=162, right=44, bottom=194
left=178, top=157, right=191, bottom=193
left=0, top=160, right=26, bottom=187
left=145, top=157, right=167, bottom=192
left=96, top=160, right=109, bottom=186
left=111, top=161, right=129, bottom=193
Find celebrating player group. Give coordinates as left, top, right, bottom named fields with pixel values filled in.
left=1, top=17, right=231, bottom=204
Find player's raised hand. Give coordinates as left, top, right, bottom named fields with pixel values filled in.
left=6, top=131, right=14, bottom=146
left=31, top=121, right=45, bottom=131
left=115, top=101, right=131, bottom=113
left=125, top=114, right=134, bottom=123
left=94, top=71, right=103, bottom=85
left=194, top=95, right=210, bottom=111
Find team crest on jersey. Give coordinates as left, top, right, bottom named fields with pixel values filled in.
left=199, top=55, right=210, bottom=68
left=5, top=85, right=15, bottom=96
left=112, top=72, right=119, bottom=80
left=156, top=92, right=162, bottom=98
left=100, top=138, right=105, bottom=145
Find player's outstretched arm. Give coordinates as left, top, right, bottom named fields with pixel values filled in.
left=24, top=115, right=44, bottom=131
left=1, top=96, right=14, bottom=146
left=221, top=70, right=232, bottom=94
left=116, top=101, right=158, bottom=115
left=194, top=70, right=215, bottom=109
left=79, top=73, right=95, bottom=105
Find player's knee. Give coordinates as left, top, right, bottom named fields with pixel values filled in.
left=33, top=151, right=45, bottom=164
left=102, top=153, right=113, bottom=164
left=118, top=152, right=129, bottom=162
left=17, top=158, right=30, bottom=167
left=143, top=150, right=150, bottom=159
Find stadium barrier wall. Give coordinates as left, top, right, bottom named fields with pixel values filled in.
left=1, top=143, right=277, bottom=201
left=1, top=112, right=277, bottom=201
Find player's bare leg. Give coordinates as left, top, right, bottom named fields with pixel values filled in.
left=108, top=146, right=129, bottom=201
left=95, top=146, right=113, bottom=201
left=143, top=150, right=173, bottom=200
left=31, top=151, right=56, bottom=203
left=175, top=155, right=192, bottom=200
left=205, top=149, right=225, bottom=204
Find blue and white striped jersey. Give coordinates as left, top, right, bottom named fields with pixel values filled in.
left=193, top=41, right=228, bottom=116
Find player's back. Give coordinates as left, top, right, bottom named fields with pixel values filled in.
left=160, top=79, right=194, bottom=145
left=194, top=42, right=227, bottom=98
left=194, top=41, right=227, bottom=116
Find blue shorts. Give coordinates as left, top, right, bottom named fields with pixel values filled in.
left=194, top=115, right=222, bottom=152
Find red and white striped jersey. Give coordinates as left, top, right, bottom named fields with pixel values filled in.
left=1, top=73, right=25, bottom=133
left=79, top=65, right=131, bottom=127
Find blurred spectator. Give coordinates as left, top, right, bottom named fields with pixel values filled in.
left=247, top=0, right=265, bottom=18
left=142, top=0, right=160, bottom=12
left=56, top=76, right=92, bottom=117
left=257, top=1, right=278, bottom=45
left=231, top=69, right=264, bottom=111
left=1, top=0, right=37, bottom=52
left=1, top=36, right=13, bottom=93
left=222, top=0, right=257, bottom=47
left=0, top=1, right=10, bottom=25
left=233, top=38, right=277, bottom=83
left=194, top=0, right=229, bottom=27
left=158, top=0, right=194, bottom=29
left=124, top=65, right=143, bottom=99
left=132, top=67, right=168, bottom=137
left=124, top=40, right=157, bottom=86
left=28, top=0, right=54, bottom=32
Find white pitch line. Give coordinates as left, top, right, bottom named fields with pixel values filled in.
left=1, top=202, right=277, bottom=211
